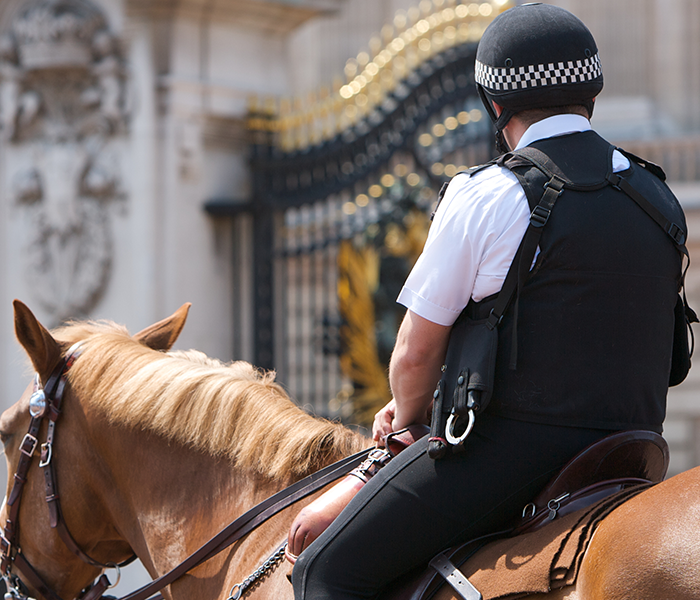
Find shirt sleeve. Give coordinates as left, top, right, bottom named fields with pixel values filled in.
left=397, top=167, right=528, bottom=326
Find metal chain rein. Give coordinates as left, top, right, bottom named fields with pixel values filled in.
left=226, top=541, right=288, bottom=600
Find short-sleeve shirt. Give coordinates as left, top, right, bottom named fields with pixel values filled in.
left=397, top=114, right=631, bottom=326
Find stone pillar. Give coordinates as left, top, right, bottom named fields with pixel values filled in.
left=0, top=0, right=132, bottom=428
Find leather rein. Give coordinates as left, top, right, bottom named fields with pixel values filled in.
left=1, top=344, right=372, bottom=600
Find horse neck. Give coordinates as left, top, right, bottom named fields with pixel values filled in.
left=83, top=401, right=360, bottom=586
left=86, top=417, right=272, bottom=577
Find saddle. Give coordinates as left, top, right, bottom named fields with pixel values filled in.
left=383, top=429, right=669, bottom=600
left=514, top=429, right=668, bottom=534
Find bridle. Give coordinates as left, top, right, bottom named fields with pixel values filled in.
left=1, top=343, right=136, bottom=600
left=0, top=343, right=372, bottom=600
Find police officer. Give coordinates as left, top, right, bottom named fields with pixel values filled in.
left=292, top=5, right=687, bottom=599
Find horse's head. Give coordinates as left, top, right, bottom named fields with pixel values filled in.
left=0, top=300, right=190, bottom=600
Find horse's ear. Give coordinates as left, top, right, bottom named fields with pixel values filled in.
left=133, top=303, right=191, bottom=351
left=13, top=300, right=63, bottom=380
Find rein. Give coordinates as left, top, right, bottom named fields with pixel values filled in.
left=1, top=344, right=372, bottom=600
left=117, top=448, right=371, bottom=600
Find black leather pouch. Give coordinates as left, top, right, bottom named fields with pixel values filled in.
left=441, top=314, right=499, bottom=416
left=427, top=314, right=498, bottom=459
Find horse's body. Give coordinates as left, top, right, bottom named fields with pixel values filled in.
left=2, top=302, right=700, bottom=600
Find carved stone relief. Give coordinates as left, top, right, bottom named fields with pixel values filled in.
left=0, top=0, right=129, bottom=320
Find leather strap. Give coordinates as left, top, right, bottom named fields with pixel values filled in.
left=2, top=357, right=69, bottom=579
left=606, top=172, right=687, bottom=247
left=429, top=553, right=482, bottom=600
left=486, top=173, right=566, bottom=371
left=117, top=447, right=372, bottom=600
left=80, top=576, right=112, bottom=600
left=2, top=348, right=135, bottom=600
left=605, top=170, right=698, bottom=350
left=12, top=551, right=65, bottom=600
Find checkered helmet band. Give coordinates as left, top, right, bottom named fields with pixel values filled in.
left=475, top=53, right=602, bottom=92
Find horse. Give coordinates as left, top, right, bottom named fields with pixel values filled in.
left=2, top=300, right=700, bottom=600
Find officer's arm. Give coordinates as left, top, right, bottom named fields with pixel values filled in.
left=387, top=309, right=451, bottom=432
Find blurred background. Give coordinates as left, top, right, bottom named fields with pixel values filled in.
left=0, top=0, right=699, bottom=589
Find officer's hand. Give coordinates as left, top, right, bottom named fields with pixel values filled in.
left=372, top=399, right=396, bottom=444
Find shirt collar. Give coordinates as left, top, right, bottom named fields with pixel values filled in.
left=515, top=114, right=592, bottom=150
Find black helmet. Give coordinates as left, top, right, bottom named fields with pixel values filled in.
left=475, top=3, right=603, bottom=148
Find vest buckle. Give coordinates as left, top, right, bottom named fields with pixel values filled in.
left=668, top=223, right=686, bottom=245
left=530, top=205, right=551, bottom=227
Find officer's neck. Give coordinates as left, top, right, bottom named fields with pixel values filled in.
left=501, top=118, right=529, bottom=151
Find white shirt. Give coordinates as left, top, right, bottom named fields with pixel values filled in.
left=397, top=114, right=630, bottom=326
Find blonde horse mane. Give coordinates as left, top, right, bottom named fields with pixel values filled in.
left=52, top=320, right=369, bottom=480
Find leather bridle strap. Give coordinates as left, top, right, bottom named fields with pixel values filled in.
left=3, top=452, right=64, bottom=600
left=11, top=552, right=65, bottom=600
left=2, top=346, right=135, bottom=600
left=2, top=360, right=69, bottom=591
left=117, top=447, right=373, bottom=600
left=41, top=353, right=135, bottom=571
left=11, top=553, right=111, bottom=600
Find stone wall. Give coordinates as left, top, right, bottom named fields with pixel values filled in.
left=550, top=0, right=700, bottom=135
left=0, top=0, right=311, bottom=589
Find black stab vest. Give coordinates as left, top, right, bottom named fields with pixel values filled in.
left=465, top=131, right=685, bottom=432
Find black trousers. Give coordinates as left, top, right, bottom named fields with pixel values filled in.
left=292, top=413, right=614, bottom=600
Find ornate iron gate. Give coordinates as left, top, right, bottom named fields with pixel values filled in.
left=240, top=2, right=507, bottom=424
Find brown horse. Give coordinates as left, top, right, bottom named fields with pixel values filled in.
left=2, top=301, right=700, bottom=600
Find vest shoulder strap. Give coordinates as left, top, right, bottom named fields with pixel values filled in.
left=431, top=159, right=499, bottom=220
left=616, top=147, right=667, bottom=181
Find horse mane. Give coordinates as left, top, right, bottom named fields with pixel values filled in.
left=52, top=320, right=369, bottom=480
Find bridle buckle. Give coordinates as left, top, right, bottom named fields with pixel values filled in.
left=18, top=435, right=38, bottom=459
left=38, top=444, right=52, bottom=469
left=3, top=573, right=32, bottom=600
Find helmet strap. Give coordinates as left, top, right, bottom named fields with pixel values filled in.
left=478, top=85, right=514, bottom=154
left=584, top=98, right=595, bottom=118
left=495, top=130, right=511, bottom=154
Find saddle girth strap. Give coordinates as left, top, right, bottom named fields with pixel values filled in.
left=429, top=553, right=482, bottom=600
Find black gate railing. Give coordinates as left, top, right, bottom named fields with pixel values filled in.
left=207, top=1, right=508, bottom=423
